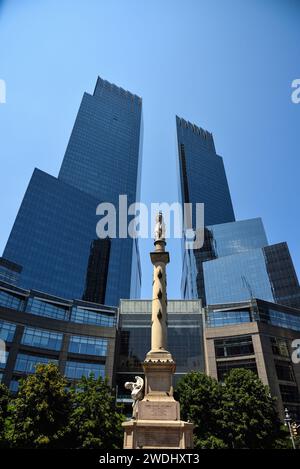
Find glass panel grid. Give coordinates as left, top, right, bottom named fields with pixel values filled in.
left=26, top=297, right=69, bottom=321
left=206, top=310, right=251, bottom=328
left=0, top=351, right=9, bottom=369
left=64, top=360, right=105, bottom=380
left=0, top=290, right=24, bottom=310
left=0, top=320, right=16, bottom=342
left=71, top=306, right=116, bottom=327
left=68, top=335, right=108, bottom=356
left=21, top=327, right=63, bottom=351
left=14, top=353, right=58, bottom=374
left=215, top=336, right=254, bottom=358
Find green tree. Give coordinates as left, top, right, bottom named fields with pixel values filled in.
left=68, top=374, right=125, bottom=449
left=9, top=363, right=71, bottom=448
left=221, top=368, right=284, bottom=449
left=176, top=369, right=286, bottom=449
left=0, top=382, right=10, bottom=448
left=175, top=371, right=226, bottom=448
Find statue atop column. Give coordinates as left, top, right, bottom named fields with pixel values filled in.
left=146, top=211, right=171, bottom=357
left=154, top=211, right=166, bottom=242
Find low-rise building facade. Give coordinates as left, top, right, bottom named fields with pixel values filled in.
left=205, top=299, right=300, bottom=420
left=0, top=281, right=117, bottom=392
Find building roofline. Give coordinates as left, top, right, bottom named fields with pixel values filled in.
left=0, top=281, right=117, bottom=311
left=93, top=76, right=142, bottom=102
left=176, top=115, right=214, bottom=141
left=206, top=297, right=300, bottom=316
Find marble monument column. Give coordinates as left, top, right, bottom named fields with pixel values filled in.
left=122, top=212, right=194, bottom=449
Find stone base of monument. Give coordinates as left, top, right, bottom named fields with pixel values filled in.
left=122, top=419, right=194, bottom=449
left=122, top=357, right=194, bottom=449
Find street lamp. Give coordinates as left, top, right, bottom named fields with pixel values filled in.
left=228, top=432, right=235, bottom=449
left=284, top=408, right=296, bottom=450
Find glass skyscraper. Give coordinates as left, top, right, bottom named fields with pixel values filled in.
left=3, top=77, right=143, bottom=306
left=176, top=116, right=235, bottom=226
left=59, top=77, right=143, bottom=206
left=177, top=118, right=300, bottom=309
left=177, top=116, right=236, bottom=302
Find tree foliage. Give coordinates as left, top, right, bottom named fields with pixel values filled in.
left=1, top=364, right=125, bottom=448
left=8, top=363, right=71, bottom=448
left=176, top=369, right=289, bottom=449
left=221, top=368, right=284, bottom=448
left=0, top=382, right=10, bottom=448
left=68, top=374, right=125, bottom=449
left=175, top=371, right=224, bottom=448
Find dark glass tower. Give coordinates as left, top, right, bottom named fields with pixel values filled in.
left=177, top=117, right=300, bottom=309
left=177, top=116, right=235, bottom=303
left=176, top=116, right=235, bottom=226
left=3, top=77, right=143, bottom=306
left=59, top=77, right=143, bottom=206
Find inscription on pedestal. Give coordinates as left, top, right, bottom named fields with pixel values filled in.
left=137, top=428, right=180, bottom=448
left=138, top=401, right=179, bottom=420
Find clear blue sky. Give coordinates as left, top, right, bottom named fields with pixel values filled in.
left=0, top=0, right=299, bottom=300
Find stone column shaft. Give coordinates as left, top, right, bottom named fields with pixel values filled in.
left=151, top=261, right=167, bottom=351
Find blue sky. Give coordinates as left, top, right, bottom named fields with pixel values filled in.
left=0, top=0, right=299, bottom=299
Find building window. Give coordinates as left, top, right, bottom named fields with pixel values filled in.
left=270, top=337, right=290, bottom=358
left=206, top=310, right=251, bottom=328
left=21, top=327, right=63, bottom=351
left=215, top=336, right=254, bottom=358
left=82, top=238, right=111, bottom=304
left=216, top=358, right=257, bottom=381
left=275, top=360, right=295, bottom=382
left=26, top=297, right=69, bottom=321
left=0, top=351, right=9, bottom=370
left=9, top=379, right=20, bottom=393
left=280, top=384, right=300, bottom=403
left=68, top=335, right=107, bottom=357
left=0, top=320, right=16, bottom=342
left=14, top=353, right=58, bottom=374
left=285, top=405, right=300, bottom=422
left=64, top=360, right=105, bottom=380
left=71, top=306, right=115, bottom=327
left=258, top=306, right=300, bottom=332
left=0, top=290, right=24, bottom=310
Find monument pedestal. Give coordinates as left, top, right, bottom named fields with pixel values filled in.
left=122, top=355, right=194, bottom=449
left=123, top=419, right=194, bottom=449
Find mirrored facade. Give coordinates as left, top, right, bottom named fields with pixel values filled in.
left=176, top=116, right=235, bottom=303
left=116, top=299, right=205, bottom=401
left=204, top=242, right=300, bottom=308
left=3, top=77, right=143, bottom=306
left=206, top=218, right=268, bottom=257
left=0, top=258, right=22, bottom=286
left=4, top=169, right=103, bottom=300
left=177, top=118, right=300, bottom=310
left=59, top=77, right=143, bottom=207
left=182, top=218, right=270, bottom=302
left=176, top=116, right=235, bottom=226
